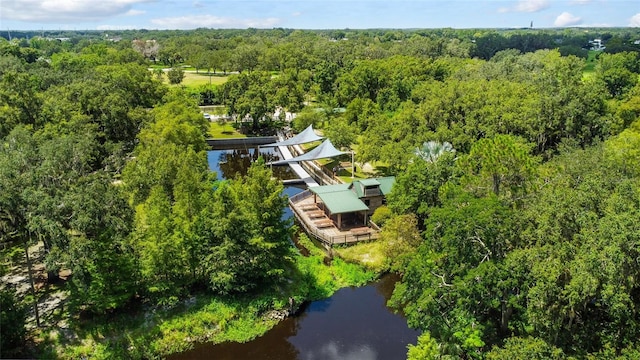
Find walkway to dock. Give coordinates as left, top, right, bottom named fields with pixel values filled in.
left=275, top=135, right=319, bottom=188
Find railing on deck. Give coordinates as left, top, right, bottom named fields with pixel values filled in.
left=289, top=195, right=380, bottom=248
left=289, top=190, right=312, bottom=203
left=300, top=159, right=338, bottom=185
left=289, top=144, right=340, bottom=185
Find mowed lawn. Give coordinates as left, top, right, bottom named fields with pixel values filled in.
left=208, top=121, right=246, bottom=139
left=156, top=71, right=229, bottom=87
left=179, top=72, right=228, bottom=87
left=583, top=50, right=599, bottom=79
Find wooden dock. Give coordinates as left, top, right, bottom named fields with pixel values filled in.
left=288, top=191, right=380, bottom=248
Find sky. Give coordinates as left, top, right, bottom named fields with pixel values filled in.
left=1, top=0, right=639, bottom=31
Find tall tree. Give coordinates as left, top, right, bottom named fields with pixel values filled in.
left=206, top=160, right=291, bottom=294
left=123, top=95, right=212, bottom=302
left=386, top=150, right=456, bottom=227
left=222, top=71, right=274, bottom=130
left=458, top=134, right=538, bottom=203
left=64, top=174, right=138, bottom=313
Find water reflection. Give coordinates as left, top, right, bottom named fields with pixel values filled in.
left=173, top=275, right=419, bottom=360
left=373, top=273, right=403, bottom=313
left=208, top=148, right=303, bottom=221
left=303, top=342, right=377, bottom=360
left=208, top=147, right=295, bottom=181
left=287, top=278, right=418, bottom=360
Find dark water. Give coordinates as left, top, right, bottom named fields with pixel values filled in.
left=177, top=148, right=420, bottom=359
left=207, top=147, right=304, bottom=220
left=171, top=274, right=419, bottom=360
left=207, top=146, right=297, bottom=181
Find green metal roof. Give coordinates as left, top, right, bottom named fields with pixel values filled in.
left=359, top=179, right=381, bottom=187
left=316, top=191, right=369, bottom=214
left=309, top=183, right=350, bottom=195
left=350, top=176, right=395, bottom=198
left=307, top=176, right=396, bottom=214
left=375, top=176, right=396, bottom=195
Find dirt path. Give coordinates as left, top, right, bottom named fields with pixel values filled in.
left=1, top=242, right=69, bottom=330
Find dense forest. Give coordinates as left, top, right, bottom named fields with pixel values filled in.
left=1, top=27, right=640, bottom=359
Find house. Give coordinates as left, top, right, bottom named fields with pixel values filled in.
left=306, top=176, right=395, bottom=229
left=589, top=39, right=606, bottom=51
left=288, top=176, right=396, bottom=246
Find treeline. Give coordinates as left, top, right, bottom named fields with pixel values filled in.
left=6, top=27, right=640, bottom=60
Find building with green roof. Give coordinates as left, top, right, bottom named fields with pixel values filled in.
left=307, top=176, right=395, bottom=229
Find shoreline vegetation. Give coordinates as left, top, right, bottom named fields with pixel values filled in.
left=34, top=233, right=377, bottom=359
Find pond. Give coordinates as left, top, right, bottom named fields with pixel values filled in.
left=173, top=146, right=420, bottom=359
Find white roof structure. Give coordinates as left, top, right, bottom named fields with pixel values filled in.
left=268, top=139, right=346, bottom=165
left=261, top=125, right=323, bottom=147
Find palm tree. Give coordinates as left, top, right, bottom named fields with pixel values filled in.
left=414, top=141, right=455, bottom=162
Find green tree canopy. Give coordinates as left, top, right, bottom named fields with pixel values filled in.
left=206, top=160, right=292, bottom=294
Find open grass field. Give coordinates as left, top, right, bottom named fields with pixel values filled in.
left=152, top=69, right=229, bottom=88
left=583, top=50, right=599, bottom=79
left=174, top=72, right=228, bottom=87
left=208, top=121, right=246, bottom=139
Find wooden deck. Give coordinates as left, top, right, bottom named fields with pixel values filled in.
left=289, top=190, right=380, bottom=248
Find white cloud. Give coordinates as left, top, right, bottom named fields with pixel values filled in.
left=570, top=0, right=591, bottom=5
left=150, top=15, right=282, bottom=29
left=125, top=9, right=145, bottom=16
left=554, top=12, right=582, bottom=26
left=499, top=0, right=550, bottom=13
left=292, top=11, right=302, bottom=17
left=0, top=0, right=152, bottom=23
left=301, top=342, right=377, bottom=360
left=630, top=13, right=640, bottom=27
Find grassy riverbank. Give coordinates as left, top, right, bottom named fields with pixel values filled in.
left=34, top=233, right=375, bottom=359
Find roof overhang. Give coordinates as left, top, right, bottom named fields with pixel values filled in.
left=316, top=191, right=369, bottom=214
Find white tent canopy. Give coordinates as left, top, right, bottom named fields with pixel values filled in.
left=268, top=139, right=346, bottom=165
left=261, top=125, right=323, bottom=147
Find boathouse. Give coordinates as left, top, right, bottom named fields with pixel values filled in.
left=292, top=176, right=394, bottom=227
left=309, top=177, right=395, bottom=229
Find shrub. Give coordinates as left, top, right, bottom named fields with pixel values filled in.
left=371, top=205, right=392, bottom=227
left=167, top=67, right=185, bottom=85
left=0, top=288, right=27, bottom=358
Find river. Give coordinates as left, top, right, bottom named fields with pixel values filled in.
left=173, top=146, right=420, bottom=359
left=172, top=274, right=419, bottom=360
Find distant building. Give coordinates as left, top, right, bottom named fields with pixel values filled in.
left=589, top=39, right=606, bottom=51
left=105, top=34, right=122, bottom=42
